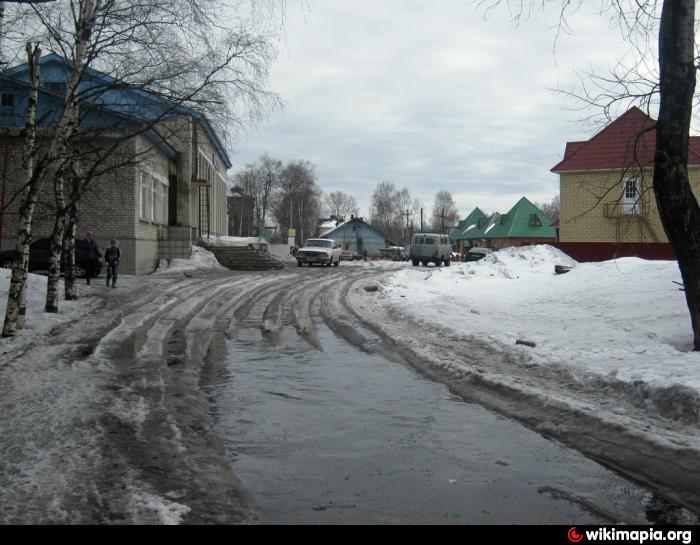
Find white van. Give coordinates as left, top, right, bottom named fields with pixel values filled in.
left=409, top=233, right=452, bottom=266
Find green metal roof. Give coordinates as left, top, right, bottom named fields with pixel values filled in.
left=455, top=198, right=555, bottom=242
left=452, top=207, right=488, bottom=242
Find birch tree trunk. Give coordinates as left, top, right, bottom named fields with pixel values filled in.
left=0, top=2, right=6, bottom=62
left=2, top=43, right=41, bottom=337
left=63, top=182, right=79, bottom=301
left=652, top=0, right=700, bottom=349
left=44, top=0, right=98, bottom=313
left=44, top=170, right=67, bottom=312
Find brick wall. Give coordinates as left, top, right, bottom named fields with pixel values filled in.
left=487, top=237, right=557, bottom=248
left=559, top=167, right=700, bottom=243
left=1, top=131, right=178, bottom=275
left=159, top=117, right=229, bottom=238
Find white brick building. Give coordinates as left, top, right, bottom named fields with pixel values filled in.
left=0, top=54, right=231, bottom=274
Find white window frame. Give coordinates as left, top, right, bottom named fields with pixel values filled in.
left=140, top=172, right=151, bottom=221
left=140, top=170, right=169, bottom=224
left=623, top=176, right=641, bottom=215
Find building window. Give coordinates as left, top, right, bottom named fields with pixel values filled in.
left=140, top=173, right=151, bottom=221
left=1, top=93, right=14, bottom=109
left=151, top=178, right=158, bottom=222
left=140, top=172, right=169, bottom=224
left=42, top=81, right=67, bottom=95
left=152, top=181, right=168, bottom=225
left=623, top=177, right=640, bottom=214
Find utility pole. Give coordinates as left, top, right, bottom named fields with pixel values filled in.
left=402, top=209, right=410, bottom=243
left=439, top=206, right=446, bottom=233
left=420, top=208, right=423, bottom=232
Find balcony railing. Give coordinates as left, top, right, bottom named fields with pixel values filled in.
left=603, top=202, right=645, bottom=218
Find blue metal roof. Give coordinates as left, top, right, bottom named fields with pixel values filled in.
left=2, top=53, right=229, bottom=167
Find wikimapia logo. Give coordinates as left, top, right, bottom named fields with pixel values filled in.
left=567, top=527, right=693, bottom=544
left=568, top=528, right=584, bottom=543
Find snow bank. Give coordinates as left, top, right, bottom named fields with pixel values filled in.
left=268, top=244, right=297, bottom=264
left=154, top=246, right=227, bottom=274
left=199, top=235, right=264, bottom=247
left=0, top=269, right=98, bottom=344
left=384, top=245, right=700, bottom=392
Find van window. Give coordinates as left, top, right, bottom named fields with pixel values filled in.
left=424, top=238, right=435, bottom=245
left=415, top=237, right=423, bottom=245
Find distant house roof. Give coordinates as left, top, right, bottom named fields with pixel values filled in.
left=319, top=219, right=339, bottom=230
left=452, top=207, right=488, bottom=241
left=456, top=198, right=555, bottom=241
left=551, top=106, right=700, bottom=173
left=1, top=53, right=231, bottom=168
left=322, top=216, right=387, bottom=242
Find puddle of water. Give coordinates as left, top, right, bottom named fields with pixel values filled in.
left=207, top=308, right=697, bottom=525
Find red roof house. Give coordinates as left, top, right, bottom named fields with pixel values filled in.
left=551, top=107, right=700, bottom=261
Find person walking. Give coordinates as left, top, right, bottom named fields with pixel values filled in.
left=82, top=231, right=102, bottom=285
left=104, top=239, right=121, bottom=289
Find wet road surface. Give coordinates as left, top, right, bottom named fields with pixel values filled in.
left=207, top=284, right=695, bottom=524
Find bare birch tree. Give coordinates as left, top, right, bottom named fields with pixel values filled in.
left=431, top=190, right=459, bottom=232
left=323, top=190, right=358, bottom=223
left=370, top=181, right=422, bottom=244
left=1, top=42, right=40, bottom=337
left=1, top=0, right=282, bottom=318
left=272, top=160, right=321, bottom=245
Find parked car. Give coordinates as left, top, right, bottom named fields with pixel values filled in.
left=379, top=246, right=408, bottom=261
left=296, top=238, right=342, bottom=267
left=409, top=233, right=452, bottom=266
left=464, top=247, right=493, bottom=262
left=0, top=238, right=102, bottom=278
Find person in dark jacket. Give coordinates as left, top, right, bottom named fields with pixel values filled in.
left=104, top=239, right=121, bottom=288
left=83, top=231, right=102, bottom=285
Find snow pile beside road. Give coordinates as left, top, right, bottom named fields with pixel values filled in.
left=200, top=235, right=263, bottom=247
left=155, top=246, right=227, bottom=274
left=383, top=245, right=700, bottom=393
left=0, top=269, right=99, bottom=345
left=268, top=244, right=297, bottom=264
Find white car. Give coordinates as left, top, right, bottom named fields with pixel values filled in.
left=296, top=238, right=342, bottom=267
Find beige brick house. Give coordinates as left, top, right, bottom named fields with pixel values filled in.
left=0, top=54, right=230, bottom=274
left=551, top=106, right=700, bottom=261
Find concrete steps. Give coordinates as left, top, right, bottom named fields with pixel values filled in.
left=202, top=244, right=286, bottom=271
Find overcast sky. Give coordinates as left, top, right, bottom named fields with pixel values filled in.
left=230, top=0, right=634, bottom=219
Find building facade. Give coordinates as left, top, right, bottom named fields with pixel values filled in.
left=551, top=106, right=700, bottom=261
left=320, top=216, right=388, bottom=257
left=0, top=54, right=231, bottom=274
left=454, top=198, right=555, bottom=254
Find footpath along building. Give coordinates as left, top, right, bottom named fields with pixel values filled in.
left=551, top=106, right=700, bottom=261
left=0, top=54, right=230, bottom=274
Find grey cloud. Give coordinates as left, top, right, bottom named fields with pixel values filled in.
left=231, top=0, right=632, bottom=218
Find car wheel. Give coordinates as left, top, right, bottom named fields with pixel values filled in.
left=435, top=258, right=441, bottom=267
left=445, top=259, right=451, bottom=266
left=297, top=261, right=302, bottom=267
left=333, top=258, right=339, bottom=267
left=412, top=259, right=419, bottom=266
left=2, top=259, right=13, bottom=270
